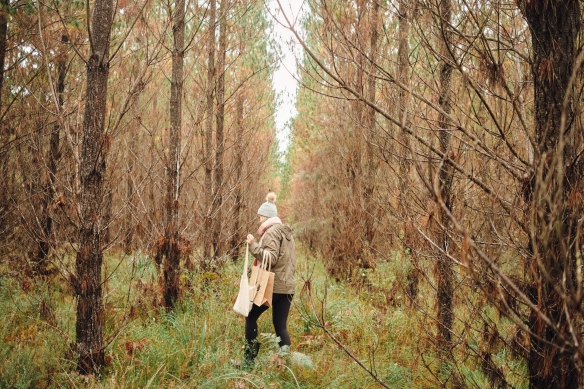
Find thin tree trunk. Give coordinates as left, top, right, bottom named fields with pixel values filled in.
left=518, top=1, right=582, bottom=387
left=351, top=2, right=364, bottom=201
left=123, top=109, right=137, bottom=254
left=396, top=0, right=419, bottom=303
left=34, top=33, right=68, bottom=274
left=435, top=0, right=455, bottom=360
left=363, top=0, right=379, bottom=246
left=0, top=0, right=7, bottom=112
left=203, top=0, right=216, bottom=264
left=230, top=92, right=244, bottom=261
left=212, top=0, right=227, bottom=258
left=162, top=0, right=185, bottom=310
left=75, top=0, right=114, bottom=374
left=339, top=1, right=365, bottom=278
left=102, top=188, right=113, bottom=246
left=396, top=0, right=411, bottom=214
left=148, top=135, right=156, bottom=254
left=0, top=0, right=9, bottom=241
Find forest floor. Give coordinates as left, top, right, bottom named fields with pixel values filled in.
left=0, top=247, right=525, bottom=388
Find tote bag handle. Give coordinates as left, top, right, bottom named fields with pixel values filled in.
left=244, top=242, right=250, bottom=275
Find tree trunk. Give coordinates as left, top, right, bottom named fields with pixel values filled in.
left=212, top=0, right=227, bottom=258
left=363, top=0, right=379, bottom=246
left=350, top=2, right=364, bottom=201
left=0, top=0, right=7, bottom=112
left=102, top=188, right=113, bottom=246
left=396, top=0, right=410, bottom=215
left=163, top=0, right=185, bottom=310
left=203, top=0, right=216, bottom=264
left=518, top=1, right=582, bottom=387
left=123, top=109, right=137, bottom=254
left=34, top=33, right=68, bottom=274
left=0, top=0, right=9, bottom=242
left=230, top=92, right=244, bottom=261
left=396, top=0, right=419, bottom=303
left=338, top=1, right=365, bottom=277
left=435, top=0, right=455, bottom=360
left=75, top=0, right=114, bottom=374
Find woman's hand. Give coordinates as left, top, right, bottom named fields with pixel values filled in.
left=246, top=234, right=255, bottom=244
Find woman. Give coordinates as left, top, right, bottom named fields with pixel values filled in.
left=243, top=192, right=296, bottom=368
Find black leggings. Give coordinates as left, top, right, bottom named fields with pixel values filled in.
left=245, top=293, right=293, bottom=347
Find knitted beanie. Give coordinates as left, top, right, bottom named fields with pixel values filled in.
left=257, top=192, right=277, bottom=218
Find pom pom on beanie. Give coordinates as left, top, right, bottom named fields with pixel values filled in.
left=258, top=192, right=278, bottom=218
left=266, top=192, right=277, bottom=203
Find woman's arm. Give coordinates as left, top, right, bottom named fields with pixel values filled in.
left=249, top=230, right=279, bottom=267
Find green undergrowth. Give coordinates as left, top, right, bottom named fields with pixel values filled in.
left=0, top=247, right=527, bottom=388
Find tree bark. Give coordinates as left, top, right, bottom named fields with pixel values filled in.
left=75, top=0, right=114, bottom=374
left=34, top=33, right=68, bottom=274
left=203, top=0, right=216, bottom=264
left=212, top=0, right=227, bottom=258
left=518, top=1, right=582, bottom=387
left=162, top=0, right=185, bottom=310
left=435, top=0, right=455, bottom=359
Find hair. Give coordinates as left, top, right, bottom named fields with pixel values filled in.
left=265, top=192, right=277, bottom=204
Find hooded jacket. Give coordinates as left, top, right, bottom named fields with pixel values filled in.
left=250, top=222, right=296, bottom=294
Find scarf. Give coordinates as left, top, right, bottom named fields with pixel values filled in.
left=257, top=216, right=282, bottom=237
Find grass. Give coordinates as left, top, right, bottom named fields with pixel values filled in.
left=0, top=246, right=527, bottom=388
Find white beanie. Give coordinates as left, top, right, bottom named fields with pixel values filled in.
left=257, top=192, right=277, bottom=218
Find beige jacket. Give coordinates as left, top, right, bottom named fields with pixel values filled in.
left=250, top=223, right=296, bottom=294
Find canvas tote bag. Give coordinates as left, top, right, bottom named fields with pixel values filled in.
left=233, top=243, right=256, bottom=317
left=249, top=249, right=275, bottom=307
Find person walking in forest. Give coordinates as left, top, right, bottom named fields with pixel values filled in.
left=242, top=192, right=296, bottom=369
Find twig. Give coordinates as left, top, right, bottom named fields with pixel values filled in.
left=301, top=281, right=392, bottom=389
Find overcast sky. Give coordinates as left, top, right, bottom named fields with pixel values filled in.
left=268, top=0, right=306, bottom=156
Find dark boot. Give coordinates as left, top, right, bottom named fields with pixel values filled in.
left=242, top=340, right=260, bottom=370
